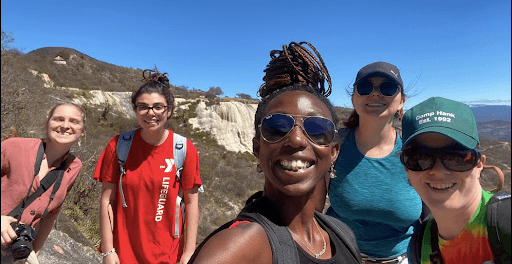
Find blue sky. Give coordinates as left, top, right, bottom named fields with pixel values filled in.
left=2, top=0, right=510, bottom=109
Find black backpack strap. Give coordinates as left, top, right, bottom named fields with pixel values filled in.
left=487, top=191, right=511, bottom=264
left=189, top=191, right=297, bottom=264
left=8, top=148, right=73, bottom=220
left=237, top=194, right=298, bottom=264
left=429, top=221, right=444, bottom=264
left=315, top=212, right=361, bottom=263
left=188, top=219, right=235, bottom=263
left=408, top=215, right=434, bottom=264
left=8, top=142, right=45, bottom=218
left=237, top=211, right=295, bottom=264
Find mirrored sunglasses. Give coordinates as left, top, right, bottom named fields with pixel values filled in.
left=400, top=147, right=482, bottom=172
left=259, top=113, right=337, bottom=146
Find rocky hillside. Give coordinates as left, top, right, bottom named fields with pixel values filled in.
left=1, top=47, right=510, bottom=263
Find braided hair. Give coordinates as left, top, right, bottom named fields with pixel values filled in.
left=258, top=41, right=332, bottom=98
left=254, top=42, right=338, bottom=138
left=131, top=68, right=175, bottom=119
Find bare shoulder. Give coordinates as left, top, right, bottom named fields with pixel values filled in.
left=191, top=222, right=272, bottom=264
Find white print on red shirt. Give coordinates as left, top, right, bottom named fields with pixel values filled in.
left=155, top=158, right=175, bottom=222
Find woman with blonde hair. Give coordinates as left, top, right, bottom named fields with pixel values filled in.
left=2, top=103, right=86, bottom=264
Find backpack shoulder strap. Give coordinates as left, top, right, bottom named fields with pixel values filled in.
left=189, top=191, right=297, bottom=264
left=408, top=216, right=432, bottom=264
left=173, top=132, right=188, bottom=238
left=188, top=219, right=236, bottom=263
left=116, top=130, right=136, bottom=170
left=315, top=212, right=361, bottom=263
left=487, top=191, right=511, bottom=264
left=237, top=209, right=296, bottom=264
left=116, top=129, right=136, bottom=208
left=173, top=132, right=187, bottom=181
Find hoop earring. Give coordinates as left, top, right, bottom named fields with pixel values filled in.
left=329, top=163, right=336, bottom=179
left=256, top=164, right=263, bottom=173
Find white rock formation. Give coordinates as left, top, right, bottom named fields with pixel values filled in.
left=34, top=70, right=258, bottom=153
left=72, top=90, right=135, bottom=119
left=189, top=101, right=258, bottom=153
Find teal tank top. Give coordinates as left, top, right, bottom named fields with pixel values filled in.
left=326, top=129, right=422, bottom=258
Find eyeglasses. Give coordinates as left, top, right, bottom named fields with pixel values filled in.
left=355, top=80, right=400, bottom=97
left=136, top=104, right=169, bottom=115
left=258, top=113, right=337, bottom=146
left=400, top=147, right=482, bottom=172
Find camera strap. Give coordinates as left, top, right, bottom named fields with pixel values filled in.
left=8, top=141, right=74, bottom=223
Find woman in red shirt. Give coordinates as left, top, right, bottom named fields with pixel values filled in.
left=95, top=69, right=202, bottom=264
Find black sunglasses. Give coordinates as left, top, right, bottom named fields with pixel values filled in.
left=355, top=80, right=400, bottom=97
left=400, top=147, right=482, bottom=172
left=259, top=113, right=337, bottom=146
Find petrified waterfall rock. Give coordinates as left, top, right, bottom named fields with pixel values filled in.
left=189, top=101, right=257, bottom=153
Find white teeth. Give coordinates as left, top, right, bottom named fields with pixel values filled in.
left=429, top=183, right=455, bottom=190
left=280, top=160, right=311, bottom=172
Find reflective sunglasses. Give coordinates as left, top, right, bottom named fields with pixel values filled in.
left=400, top=147, right=482, bottom=172
left=355, top=80, right=400, bottom=97
left=259, top=113, right=337, bottom=146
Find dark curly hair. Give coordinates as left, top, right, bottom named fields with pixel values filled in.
left=131, top=68, right=175, bottom=119
left=258, top=41, right=332, bottom=98
left=254, top=42, right=338, bottom=139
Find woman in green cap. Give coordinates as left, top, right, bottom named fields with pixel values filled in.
left=401, top=96, right=509, bottom=264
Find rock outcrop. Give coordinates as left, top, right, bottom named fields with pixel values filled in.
left=65, top=87, right=258, bottom=153
left=188, top=101, right=258, bottom=153
left=36, top=213, right=101, bottom=264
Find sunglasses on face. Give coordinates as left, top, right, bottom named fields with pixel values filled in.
left=400, top=147, right=482, bottom=172
left=355, top=80, right=400, bottom=97
left=259, top=113, right=337, bottom=146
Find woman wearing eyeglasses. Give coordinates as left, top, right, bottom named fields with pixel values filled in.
left=325, top=61, right=423, bottom=264
left=189, top=42, right=361, bottom=264
left=94, top=69, right=202, bottom=264
left=401, top=97, right=510, bottom=264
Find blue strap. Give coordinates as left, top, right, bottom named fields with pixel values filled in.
left=116, top=129, right=136, bottom=208
left=173, top=133, right=187, bottom=238
left=173, top=133, right=187, bottom=182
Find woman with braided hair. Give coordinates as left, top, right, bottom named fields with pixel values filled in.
left=189, top=42, right=361, bottom=264
left=94, top=68, right=202, bottom=264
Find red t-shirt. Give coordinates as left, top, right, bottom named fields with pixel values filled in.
left=94, top=129, right=202, bottom=264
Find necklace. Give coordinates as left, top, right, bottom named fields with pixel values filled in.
left=287, top=219, right=327, bottom=258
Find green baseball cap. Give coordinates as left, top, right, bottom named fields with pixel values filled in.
left=402, top=97, right=479, bottom=149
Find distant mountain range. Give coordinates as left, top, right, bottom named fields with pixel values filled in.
left=477, top=120, right=511, bottom=141
left=469, top=105, right=511, bottom=142
left=470, top=105, right=510, bottom=122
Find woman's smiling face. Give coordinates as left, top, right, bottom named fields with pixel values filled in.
left=134, top=93, right=171, bottom=131
left=46, top=104, right=85, bottom=146
left=352, top=76, right=404, bottom=121
left=404, top=133, right=485, bottom=213
left=253, top=91, right=339, bottom=196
